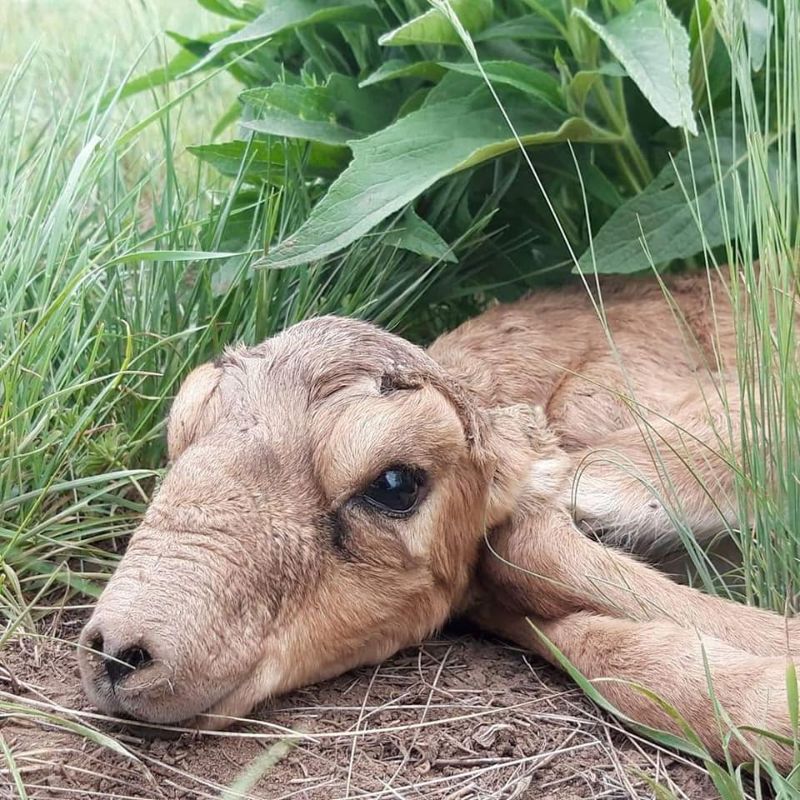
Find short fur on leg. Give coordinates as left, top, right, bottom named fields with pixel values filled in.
left=470, top=407, right=799, bottom=770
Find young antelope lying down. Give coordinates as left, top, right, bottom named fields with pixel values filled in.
left=79, top=271, right=799, bottom=769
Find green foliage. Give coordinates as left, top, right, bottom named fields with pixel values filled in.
left=579, top=117, right=780, bottom=273
left=573, top=0, right=698, bottom=134
left=120, top=0, right=782, bottom=286
left=262, top=82, right=616, bottom=269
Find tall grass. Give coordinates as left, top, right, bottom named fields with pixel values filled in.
left=718, top=1, right=800, bottom=612
left=654, top=0, right=800, bottom=611
left=0, top=49, right=222, bottom=620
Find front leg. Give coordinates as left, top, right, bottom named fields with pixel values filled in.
left=469, top=602, right=796, bottom=770
left=481, top=503, right=800, bottom=659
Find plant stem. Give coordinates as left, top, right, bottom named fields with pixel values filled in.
left=594, top=79, right=653, bottom=192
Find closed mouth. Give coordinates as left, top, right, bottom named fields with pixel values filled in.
left=101, top=673, right=252, bottom=736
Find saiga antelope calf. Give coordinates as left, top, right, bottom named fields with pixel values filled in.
left=79, top=270, right=800, bottom=769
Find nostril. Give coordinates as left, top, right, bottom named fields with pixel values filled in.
left=88, top=632, right=104, bottom=655
left=122, top=646, right=152, bottom=672
left=106, top=646, right=153, bottom=688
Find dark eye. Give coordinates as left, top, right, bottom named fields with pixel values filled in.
left=361, top=466, right=426, bottom=516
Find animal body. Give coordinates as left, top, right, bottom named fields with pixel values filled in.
left=79, top=269, right=799, bottom=768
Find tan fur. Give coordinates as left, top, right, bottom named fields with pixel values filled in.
left=79, top=270, right=800, bottom=769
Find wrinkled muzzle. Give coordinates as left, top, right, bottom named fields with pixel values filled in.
left=78, top=524, right=268, bottom=726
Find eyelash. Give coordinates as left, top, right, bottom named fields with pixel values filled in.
left=355, top=497, right=417, bottom=519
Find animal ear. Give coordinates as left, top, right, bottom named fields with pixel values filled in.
left=401, top=365, right=489, bottom=456
left=167, top=363, right=223, bottom=461
left=482, top=405, right=569, bottom=527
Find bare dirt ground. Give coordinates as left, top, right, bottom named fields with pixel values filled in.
left=1, top=611, right=718, bottom=800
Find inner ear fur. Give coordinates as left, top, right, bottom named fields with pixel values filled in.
left=482, top=404, right=569, bottom=527
left=167, top=363, right=223, bottom=461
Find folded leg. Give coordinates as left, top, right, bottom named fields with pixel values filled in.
left=470, top=405, right=798, bottom=768
left=470, top=602, right=795, bottom=769
left=479, top=504, right=800, bottom=659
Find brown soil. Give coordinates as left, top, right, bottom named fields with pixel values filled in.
left=1, top=611, right=718, bottom=800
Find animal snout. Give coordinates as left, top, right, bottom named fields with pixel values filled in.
left=79, top=591, right=237, bottom=726
left=77, top=611, right=188, bottom=725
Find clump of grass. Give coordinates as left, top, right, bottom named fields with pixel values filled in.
left=0, top=48, right=215, bottom=617
left=717, top=0, right=800, bottom=613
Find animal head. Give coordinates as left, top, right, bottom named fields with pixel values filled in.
left=78, top=316, right=555, bottom=728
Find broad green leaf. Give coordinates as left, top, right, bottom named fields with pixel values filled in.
left=397, top=87, right=432, bottom=117
left=189, top=140, right=344, bottom=183
left=359, top=59, right=446, bottom=88
left=574, top=1, right=697, bottom=135
left=242, top=93, right=357, bottom=146
left=216, top=0, right=377, bottom=46
left=383, top=209, right=457, bottom=262
left=577, top=122, right=779, bottom=274
left=168, top=28, right=267, bottom=85
left=439, top=60, right=563, bottom=108
left=194, top=0, right=379, bottom=71
left=474, top=14, right=560, bottom=42
left=241, top=75, right=398, bottom=147
left=421, top=71, right=483, bottom=106
left=379, top=0, right=493, bottom=47
left=258, top=85, right=618, bottom=269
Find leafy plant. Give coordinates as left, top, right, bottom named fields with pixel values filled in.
left=121, top=0, right=782, bottom=287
